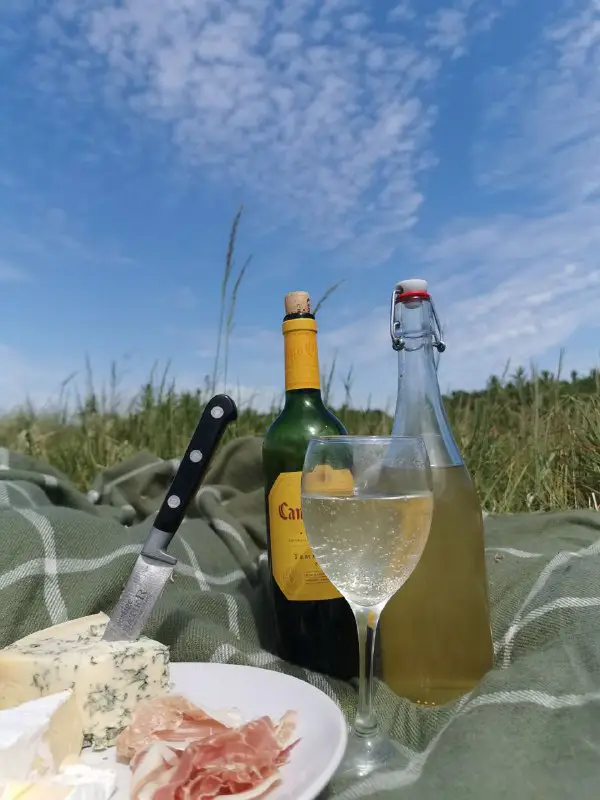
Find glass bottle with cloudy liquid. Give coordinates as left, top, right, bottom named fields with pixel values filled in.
left=378, top=279, right=494, bottom=705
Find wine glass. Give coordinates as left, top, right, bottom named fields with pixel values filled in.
left=301, top=435, right=433, bottom=780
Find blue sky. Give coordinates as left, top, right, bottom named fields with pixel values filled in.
left=1, top=0, right=600, bottom=412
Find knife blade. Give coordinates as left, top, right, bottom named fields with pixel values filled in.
left=102, top=393, right=238, bottom=642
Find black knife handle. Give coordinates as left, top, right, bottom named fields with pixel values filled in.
left=144, top=394, right=237, bottom=558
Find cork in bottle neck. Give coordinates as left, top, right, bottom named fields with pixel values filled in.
left=285, top=291, right=312, bottom=317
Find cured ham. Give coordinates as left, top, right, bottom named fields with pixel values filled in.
left=116, top=696, right=230, bottom=761
left=118, top=696, right=299, bottom=799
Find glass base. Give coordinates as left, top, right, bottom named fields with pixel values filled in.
left=330, top=728, right=408, bottom=789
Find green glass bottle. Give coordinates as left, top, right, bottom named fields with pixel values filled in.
left=263, top=291, right=358, bottom=680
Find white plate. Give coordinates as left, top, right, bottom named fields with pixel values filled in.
left=84, top=662, right=348, bottom=800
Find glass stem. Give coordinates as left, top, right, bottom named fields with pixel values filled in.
left=352, top=605, right=381, bottom=738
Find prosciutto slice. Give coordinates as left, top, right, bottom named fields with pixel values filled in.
left=116, top=696, right=230, bottom=761
left=119, top=696, right=299, bottom=800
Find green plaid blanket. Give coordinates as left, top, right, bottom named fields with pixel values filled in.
left=0, top=437, right=599, bottom=799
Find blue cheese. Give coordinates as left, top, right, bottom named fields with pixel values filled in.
left=0, top=614, right=169, bottom=750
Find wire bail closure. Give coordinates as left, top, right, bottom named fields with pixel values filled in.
left=389, top=288, right=447, bottom=353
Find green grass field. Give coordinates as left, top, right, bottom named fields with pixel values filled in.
left=1, top=360, right=600, bottom=515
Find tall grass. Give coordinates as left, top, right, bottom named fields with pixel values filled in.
left=1, top=209, right=599, bottom=515
left=2, top=363, right=600, bottom=514
left=210, top=206, right=251, bottom=394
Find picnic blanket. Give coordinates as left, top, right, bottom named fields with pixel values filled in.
left=0, top=436, right=599, bottom=799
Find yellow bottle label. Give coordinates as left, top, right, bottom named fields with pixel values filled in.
left=283, top=317, right=320, bottom=391
left=268, top=471, right=341, bottom=601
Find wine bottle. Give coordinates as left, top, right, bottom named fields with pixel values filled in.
left=263, top=291, right=358, bottom=680
left=379, top=278, right=493, bottom=705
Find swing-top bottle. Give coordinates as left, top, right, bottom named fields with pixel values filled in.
left=378, top=278, right=493, bottom=705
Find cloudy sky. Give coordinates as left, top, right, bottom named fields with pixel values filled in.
left=1, top=0, right=600, bottom=412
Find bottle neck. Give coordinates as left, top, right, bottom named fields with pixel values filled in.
left=283, top=316, right=322, bottom=395
left=391, top=299, right=462, bottom=468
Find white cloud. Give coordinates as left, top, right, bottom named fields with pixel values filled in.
left=0, top=0, right=506, bottom=266
left=426, top=0, right=512, bottom=59
left=426, top=8, right=468, bottom=57
left=269, top=256, right=600, bottom=407
left=394, top=0, right=600, bottom=389
left=388, top=2, right=416, bottom=24
left=249, top=0, right=600, bottom=402
left=474, top=0, right=600, bottom=202
left=4, top=0, right=598, bottom=408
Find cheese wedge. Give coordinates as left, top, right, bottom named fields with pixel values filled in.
left=0, top=614, right=170, bottom=749
left=1, top=764, right=116, bottom=799
left=0, top=692, right=82, bottom=785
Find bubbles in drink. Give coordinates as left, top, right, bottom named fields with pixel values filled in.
left=302, top=493, right=433, bottom=608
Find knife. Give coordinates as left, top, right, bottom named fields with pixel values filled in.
left=102, top=393, right=238, bottom=642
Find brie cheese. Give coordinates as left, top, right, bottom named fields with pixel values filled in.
left=0, top=692, right=82, bottom=784
left=1, top=764, right=116, bottom=799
